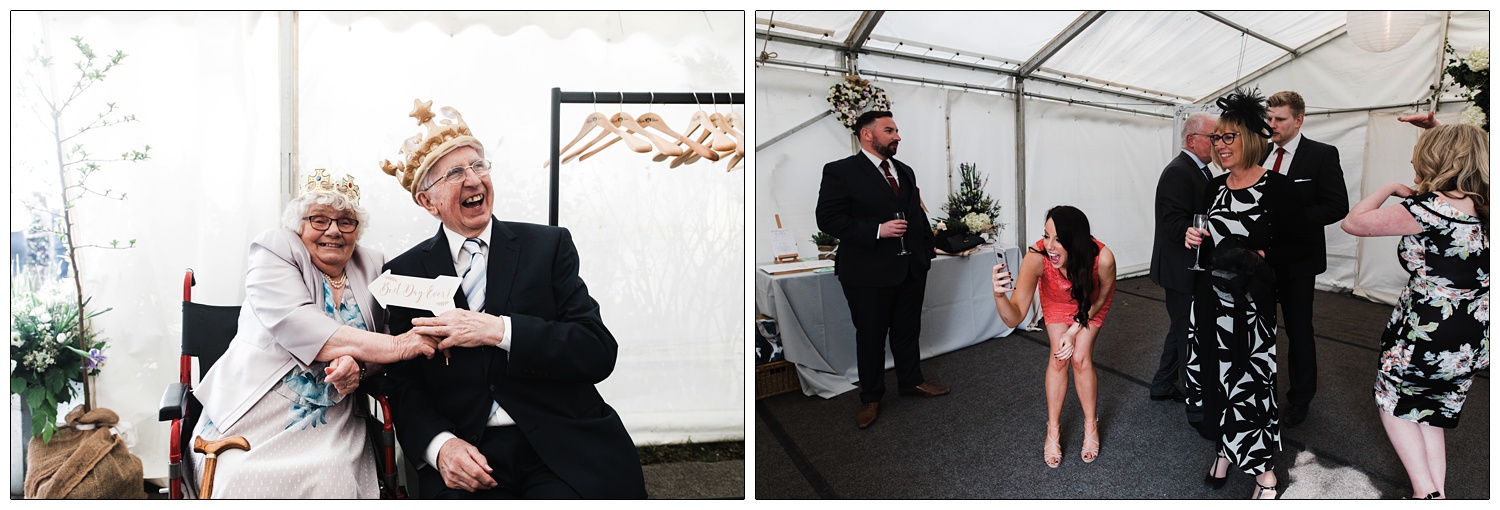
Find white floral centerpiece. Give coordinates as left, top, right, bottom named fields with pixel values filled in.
left=827, top=75, right=892, bottom=130
left=932, top=163, right=1003, bottom=254
left=10, top=277, right=110, bottom=443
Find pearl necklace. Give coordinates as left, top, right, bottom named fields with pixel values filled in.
left=324, top=271, right=347, bottom=290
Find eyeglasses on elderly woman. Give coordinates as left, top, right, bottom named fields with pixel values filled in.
left=303, top=215, right=360, bottom=233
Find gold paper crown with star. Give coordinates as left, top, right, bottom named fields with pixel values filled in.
left=303, top=168, right=362, bottom=206
left=380, top=98, right=485, bottom=203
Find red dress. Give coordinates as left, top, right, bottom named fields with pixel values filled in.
left=1034, top=237, right=1113, bottom=327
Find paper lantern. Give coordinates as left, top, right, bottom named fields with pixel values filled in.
left=1346, top=11, right=1427, bottom=53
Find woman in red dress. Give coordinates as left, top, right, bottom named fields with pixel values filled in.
left=992, top=205, right=1117, bottom=468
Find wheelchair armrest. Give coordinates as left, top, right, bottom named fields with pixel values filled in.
left=159, top=382, right=187, bottom=421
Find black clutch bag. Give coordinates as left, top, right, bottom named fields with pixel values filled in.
left=935, top=229, right=984, bottom=254
left=1207, top=235, right=1276, bottom=301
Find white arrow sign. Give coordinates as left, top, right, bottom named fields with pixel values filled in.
left=369, top=270, right=461, bottom=315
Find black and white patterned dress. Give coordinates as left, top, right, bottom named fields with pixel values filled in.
left=1185, top=170, right=1300, bottom=477
left=1375, top=192, right=1489, bottom=428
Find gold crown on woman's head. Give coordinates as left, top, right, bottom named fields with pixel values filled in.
left=304, top=168, right=361, bottom=206
left=380, top=98, right=485, bottom=203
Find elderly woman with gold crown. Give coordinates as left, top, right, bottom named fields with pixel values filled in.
left=187, top=170, right=439, bottom=498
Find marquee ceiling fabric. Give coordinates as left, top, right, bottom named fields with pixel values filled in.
left=756, top=11, right=1479, bottom=106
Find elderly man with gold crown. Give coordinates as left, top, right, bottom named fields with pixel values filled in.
left=188, top=170, right=440, bottom=498
left=378, top=99, right=646, bottom=499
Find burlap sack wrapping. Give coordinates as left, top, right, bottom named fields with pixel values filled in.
left=23, top=405, right=147, bottom=499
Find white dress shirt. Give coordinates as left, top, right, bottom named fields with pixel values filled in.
left=423, top=222, right=518, bottom=468
left=1265, top=132, right=1303, bottom=173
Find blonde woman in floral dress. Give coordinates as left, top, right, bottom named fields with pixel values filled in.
left=1342, top=123, right=1489, bottom=500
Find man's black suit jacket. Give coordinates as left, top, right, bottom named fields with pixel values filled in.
left=815, top=153, right=935, bottom=287
left=383, top=218, right=645, bottom=498
left=1149, top=151, right=1211, bottom=294
left=1273, top=135, right=1348, bottom=276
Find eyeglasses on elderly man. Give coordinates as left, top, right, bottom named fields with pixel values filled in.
left=419, top=159, right=492, bottom=191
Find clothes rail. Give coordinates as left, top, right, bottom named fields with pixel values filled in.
left=548, top=87, right=745, bottom=226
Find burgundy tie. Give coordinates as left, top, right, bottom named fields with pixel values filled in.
left=1271, top=147, right=1286, bottom=173
left=879, top=160, right=899, bottom=196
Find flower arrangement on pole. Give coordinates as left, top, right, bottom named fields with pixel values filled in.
left=932, top=163, right=1003, bottom=254
left=828, top=75, right=892, bottom=130
left=1431, top=43, right=1489, bottom=131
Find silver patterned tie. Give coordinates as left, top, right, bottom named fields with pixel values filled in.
left=460, top=238, right=486, bottom=311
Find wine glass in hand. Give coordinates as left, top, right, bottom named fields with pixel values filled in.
left=1188, top=213, right=1210, bottom=271
left=894, top=211, right=910, bottom=256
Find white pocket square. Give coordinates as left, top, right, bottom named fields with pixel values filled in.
left=1294, top=178, right=1311, bottom=183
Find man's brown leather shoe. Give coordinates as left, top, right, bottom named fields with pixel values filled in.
left=898, top=383, right=951, bottom=397
left=856, top=402, right=880, bottom=429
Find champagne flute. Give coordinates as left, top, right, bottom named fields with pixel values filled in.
left=1188, top=213, right=1209, bottom=271
left=894, top=212, right=910, bottom=256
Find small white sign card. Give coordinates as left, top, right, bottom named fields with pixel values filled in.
left=769, top=228, right=798, bottom=262
left=369, top=270, right=462, bottom=315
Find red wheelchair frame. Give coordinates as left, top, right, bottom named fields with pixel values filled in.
left=157, top=269, right=406, bottom=498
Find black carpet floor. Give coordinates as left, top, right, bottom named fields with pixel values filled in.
left=754, top=276, right=1489, bottom=499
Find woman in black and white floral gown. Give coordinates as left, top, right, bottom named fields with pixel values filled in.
left=1343, top=123, right=1489, bottom=499
left=1184, top=90, right=1304, bottom=499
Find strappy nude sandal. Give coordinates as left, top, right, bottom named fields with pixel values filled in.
left=1081, top=419, right=1100, bottom=463
left=1044, top=423, right=1062, bottom=468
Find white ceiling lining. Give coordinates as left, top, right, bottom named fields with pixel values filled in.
left=756, top=10, right=1379, bottom=106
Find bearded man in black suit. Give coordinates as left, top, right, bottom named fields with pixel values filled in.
left=378, top=99, right=645, bottom=499
left=1263, top=90, right=1349, bottom=428
left=1148, top=111, right=1217, bottom=405
left=815, top=110, right=948, bottom=430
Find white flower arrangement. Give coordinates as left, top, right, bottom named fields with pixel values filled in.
left=11, top=277, right=111, bottom=442
left=1437, top=42, right=1489, bottom=131
left=1460, top=105, right=1487, bottom=128
left=827, top=75, right=893, bottom=130
left=961, top=212, right=994, bottom=236
left=1465, top=45, right=1488, bottom=73
left=934, top=163, right=1003, bottom=237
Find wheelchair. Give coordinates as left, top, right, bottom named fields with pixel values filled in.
left=157, top=269, right=407, bottom=498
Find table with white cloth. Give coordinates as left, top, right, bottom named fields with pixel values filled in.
left=754, top=244, right=1034, bottom=398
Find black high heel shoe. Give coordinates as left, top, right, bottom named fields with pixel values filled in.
left=1402, top=491, right=1442, bottom=499
left=1252, top=481, right=1281, bottom=499
left=1204, top=450, right=1229, bottom=489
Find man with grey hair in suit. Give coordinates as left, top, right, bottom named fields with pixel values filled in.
left=1148, top=111, right=1217, bottom=410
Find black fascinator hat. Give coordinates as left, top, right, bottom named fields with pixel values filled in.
left=1214, top=88, right=1273, bottom=140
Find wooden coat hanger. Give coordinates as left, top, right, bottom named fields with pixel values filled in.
left=711, top=112, right=743, bottom=156
left=638, top=111, right=716, bottom=161
left=545, top=94, right=652, bottom=167
left=719, top=110, right=744, bottom=170
left=683, top=93, right=736, bottom=153
left=578, top=111, right=676, bottom=162
left=669, top=127, right=716, bottom=168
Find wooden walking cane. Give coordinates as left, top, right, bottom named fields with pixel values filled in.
left=193, top=436, right=251, bottom=499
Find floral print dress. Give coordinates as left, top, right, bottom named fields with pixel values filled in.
left=188, top=279, right=378, bottom=498
left=1375, top=192, right=1489, bottom=428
